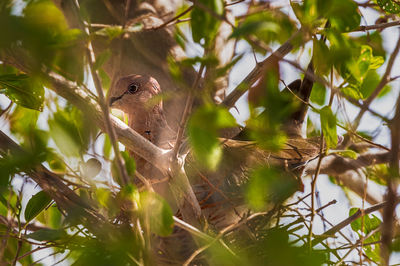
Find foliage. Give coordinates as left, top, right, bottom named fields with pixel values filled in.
left=0, top=0, right=399, bottom=265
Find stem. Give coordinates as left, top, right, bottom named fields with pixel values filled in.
left=72, top=0, right=130, bottom=186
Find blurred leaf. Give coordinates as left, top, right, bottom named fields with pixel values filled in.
left=188, top=105, right=236, bottom=170
left=49, top=106, right=94, bottom=157
left=352, top=31, right=386, bottom=58
left=112, top=151, right=136, bottom=185
left=121, top=151, right=135, bottom=176
left=0, top=74, right=44, bottom=111
left=231, top=9, right=295, bottom=47
left=326, top=29, right=357, bottom=75
left=291, top=0, right=323, bottom=28
left=342, top=85, right=362, bottom=100
left=313, top=39, right=331, bottom=76
left=181, top=55, right=219, bottom=68
left=246, top=167, right=297, bottom=210
left=27, top=228, right=67, bottom=241
left=320, top=106, right=337, bottom=150
left=246, top=227, right=325, bottom=265
left=377, top=0, right=400, bottom=13
left=9, top=105, right=40, bottom=137
left=317, top=0, right=360, bottom=31
left=96, top=188, right=111, bottom=208
left=2, top=237, right=34, bottom=264
left=24, top=0, right=67, bottom=33
left=331, top=149, right=358, bottom=159
left=378, top=84, right=391, bottom=98
left=360, top=70, right=380, bottom=99
left=95, top=26, right=124, bottom=40
left=99, top=68, right=111, bottom=91
left=37, top=205, right=62, bottom=229
left=310, top=82, right=326, bottom=105
left=25, top=191, right=52, bottom=223
left=139, top=191, right=173, bottom=237
left=94, top=49, right=111, bottom=70
left=369, top=56, right=384, bottom=69
left=191, top=0, right=224, bottom=46
left=80, top=158, right=102, bottom=179
left=125, top=23, right=144, bottom=33
left=47, top=151, right=66, bottom=173
left=167, top=55, right=184, bottom=84
left=103, top=134, right=112, bottom=159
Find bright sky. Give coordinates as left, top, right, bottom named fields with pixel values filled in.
left=1, top=0, right=400, bottom=264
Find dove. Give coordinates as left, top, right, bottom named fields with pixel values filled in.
left=109, top=74, right=324, bottom=230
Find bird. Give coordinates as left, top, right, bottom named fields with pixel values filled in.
left=108, top=73, right=323, bottom=229
left=109, top=74, right=175, bottom=184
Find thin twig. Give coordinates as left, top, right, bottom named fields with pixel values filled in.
left=152, top=6, right=193, bottom=30
left=351, top=20, right=400, bottom=32
left=71, top=0, right=130, bottom=186
left=221, top=29, right=302, bottom=109
left=311, top=198, right=400, bottom=247
left=308, top=134, right=325, bottom=252
left=172, top=64, right=205, bottom=158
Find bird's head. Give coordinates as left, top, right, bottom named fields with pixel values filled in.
left=108, top=74, right=161, bottom=113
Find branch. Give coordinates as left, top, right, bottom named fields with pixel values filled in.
left=351, top=20, right=400, bottom=32
left=305, top=152, right=391, bottom=176
left=46, top=71, right=172, bottom=174
left=305, top=152, right=392, bottom=204
left=221, top=29, right=303, bottom=109
left=311, top=199, right=397, bottom=247
left=381, top=93, right=400, bottom=264
left=0, top=130, right=108, bottom=235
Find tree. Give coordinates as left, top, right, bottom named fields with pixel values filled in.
left=0, top=0, right=400, bottom=264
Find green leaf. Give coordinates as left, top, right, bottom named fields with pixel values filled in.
left=47, top=152, right=66, bottom=173
left=349, top=208, right=361, bottom=231
left=99, top=68, right=111, bottom=91
left=377, top=0, right=400, bottom=14
left=9, top=106, right=40, bottom=137
left=121, top=151, right=136, bottom=176
left=191, top=0, right=224, bottom=46
left=332, top=150, right=358, bottom=159
left=310, top=82, right=326, bottom=105
left=48, top=106, right=94, bottom=157
left=27, top=228, right=67, bottom=241
left=230, top=10, right=295, bottom=47
left=320, top=106, right=337, bottom=150
left=369, top=56, right=384, bottom=69
left=360, top=70, right=380, bottom=99
left=342, top=85, right=362, bottom=100
left=103, top=134, right=112, bottom=159
left=246, top=167, right=297, bottom=210
left=93, top=49, right=111, bottom=70
left=0, top=74, right=44, bottom=111
left=112, top=151, right=136, bottom=185
left=96, top=188, right=111, bottom=208
left=25, top=191, right=52, bottom=223
left=139, top=191, right=173, bottom=237
left=95, top=26, right=124, bottom=40
left=313, top=39, right=332, bottom=76
left=188, top=106, right=236, bottom=170
left=318, top=0, right=360, bottom=31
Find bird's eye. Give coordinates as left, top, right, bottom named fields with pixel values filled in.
left=128, top=83, right=139, bottom=94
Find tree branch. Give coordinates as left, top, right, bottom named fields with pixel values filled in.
left=221, top=29, right=303, bottom=109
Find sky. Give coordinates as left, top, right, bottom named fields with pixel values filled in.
left=1, top=0, right=400, bottom=264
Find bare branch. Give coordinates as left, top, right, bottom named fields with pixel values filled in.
left=221, top=29, right=303, bottom=110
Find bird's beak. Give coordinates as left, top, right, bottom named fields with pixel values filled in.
left=109, top=95, right=122, bottom=107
